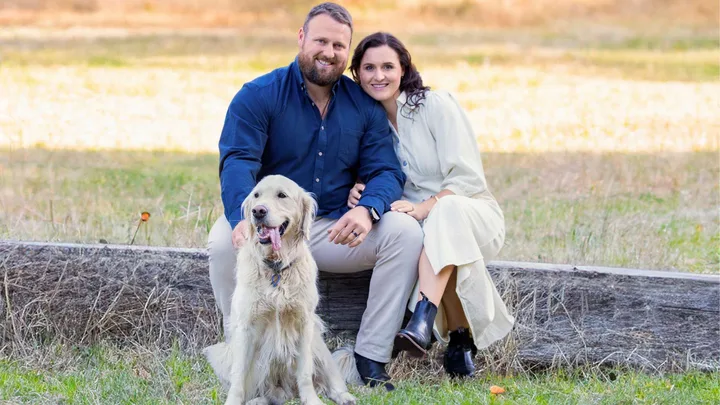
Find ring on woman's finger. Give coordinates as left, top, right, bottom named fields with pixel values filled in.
left=352, top=231, right=359, bottom=238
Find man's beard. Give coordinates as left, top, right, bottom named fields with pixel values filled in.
left=298, top=52, right=345, bottom=87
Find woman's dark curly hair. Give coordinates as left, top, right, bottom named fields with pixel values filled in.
left=349, top=32, right=430, bottom=113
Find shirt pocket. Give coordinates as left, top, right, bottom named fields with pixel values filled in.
left=338, top=129, right=363, bottom=167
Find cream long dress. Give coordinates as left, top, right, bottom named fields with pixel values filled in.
left=391, top=90, right=514, bottom=349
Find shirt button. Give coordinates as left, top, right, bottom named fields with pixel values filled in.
left=315, top=178, right=320, bottom=183
left=403, top=161, right=408, bottom=166
left=321, top=125, right=324, bottom=130
left=318, top=152, right=323, bottom=156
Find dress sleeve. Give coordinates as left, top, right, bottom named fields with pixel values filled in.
left=426, top=91, right=489, bottom=197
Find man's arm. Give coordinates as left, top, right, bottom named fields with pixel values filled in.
left=356, top=103, right=406, bottom=220
left=219, top=83, right=271, bottom=229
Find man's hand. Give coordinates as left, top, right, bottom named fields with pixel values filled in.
left=328, top=206, right=372, bottom=248
left=391, top=199, right=430, bottom=221
left=347, top=183, right=365, bottom=208
left=232, top=219, right=249, bottom=249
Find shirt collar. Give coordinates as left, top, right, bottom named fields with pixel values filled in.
left=396, top=90, right=408, bottom=106
left=396, top=90, right=419, bottom=115
left=291, top=56, right=341, bottom=95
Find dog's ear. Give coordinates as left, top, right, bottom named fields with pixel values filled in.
left=241, top=191, right=254, bottom=234
left=300, top=191, right=317, bottom=240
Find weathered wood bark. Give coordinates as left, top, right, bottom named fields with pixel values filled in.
left=1, top=240, right=718, bottom=372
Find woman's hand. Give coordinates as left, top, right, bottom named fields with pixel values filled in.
left=347, top=183, right=366, bottom=208
left=391, top=199, right=431, bottom=221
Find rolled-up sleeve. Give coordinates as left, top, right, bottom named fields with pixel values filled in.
left=357, top=103, right=406, bottom=217
left=428, top=91, right=488, bottom=197
left=218, top=84, right=270, bottom=229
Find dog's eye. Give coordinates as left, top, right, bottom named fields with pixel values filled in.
left=278, top=192, right=287, bottom=199
left=254, top=192, right=259, bottom=198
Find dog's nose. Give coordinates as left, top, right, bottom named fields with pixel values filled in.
left=252, top=205, right=268, bottom=219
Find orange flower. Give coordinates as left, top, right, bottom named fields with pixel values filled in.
left=141, top=212, right=151, bottom=222
left=490, top=385, right=505, bottom=395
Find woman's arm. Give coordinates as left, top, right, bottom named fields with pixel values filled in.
left=426, top=91, right=489, bottom=198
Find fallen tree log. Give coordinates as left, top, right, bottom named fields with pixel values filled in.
left=1, top=240, right=718, bottom=372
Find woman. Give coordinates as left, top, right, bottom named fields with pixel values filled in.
left=347, top=32, right=514, bottom=378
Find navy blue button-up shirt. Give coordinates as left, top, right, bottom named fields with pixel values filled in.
left=219, top=58, right=406, bottom=229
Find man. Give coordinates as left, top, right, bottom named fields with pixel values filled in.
left=207, top=2, right=423, bottom=391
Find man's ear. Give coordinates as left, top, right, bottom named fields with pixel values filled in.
left=298, top=27, right=305, bottom=48
left=300, top=192, right=318, bottom=241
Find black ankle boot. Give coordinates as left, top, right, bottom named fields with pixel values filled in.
left=444, top=327, right=478, bottom=378
left=354, top=352, right=395, bottom=391
left=394, top=292, right=438, bottom=358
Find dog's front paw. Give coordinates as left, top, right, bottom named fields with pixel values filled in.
left=224, top=390, right=244, bottom=405
left=301, top=397, right=325, bottom=405
left=327, top=389, right=357, bottom=405
left=337, top=392, right=357, bottom=405
left=246, top=397, right=270, bottom=405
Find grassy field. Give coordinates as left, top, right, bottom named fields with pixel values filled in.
left=1, top=21, right=718, bottom=273
left=0, top=2, right=719, bottom=403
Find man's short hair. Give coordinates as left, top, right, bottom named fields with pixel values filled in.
left=303, top=2, right=353, bottom=35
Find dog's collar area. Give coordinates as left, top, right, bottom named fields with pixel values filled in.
left=263, top=258, right=294, bottom=287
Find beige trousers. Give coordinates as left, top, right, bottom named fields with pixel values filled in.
left=207, top=212, right=424, bottom=363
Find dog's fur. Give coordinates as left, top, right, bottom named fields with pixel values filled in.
left=203, top=175, right=356, bottom=405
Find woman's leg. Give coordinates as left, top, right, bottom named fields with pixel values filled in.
left=440, top=268, right=470, bottom=331
left=416, top=248, right=469, bottom=331
left=394, top=248, right=453, bottom=356
left=417, top=247, right=453, bottom=305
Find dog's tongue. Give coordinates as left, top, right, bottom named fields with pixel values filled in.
left=268, top=227, right=282, bottom=251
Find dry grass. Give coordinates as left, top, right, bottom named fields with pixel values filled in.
left=1, top=45, right=718, bottom=152
left=0, top=243, right=219, bottom=356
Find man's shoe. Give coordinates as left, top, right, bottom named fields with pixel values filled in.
left=443, top=327, right=478, bottom=378
left=394, top=292, right=438, bottom=358
left=354, top=352, right=395, bottom=391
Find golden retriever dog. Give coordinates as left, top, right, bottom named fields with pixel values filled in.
left=204, top=175, right=357, bottom=405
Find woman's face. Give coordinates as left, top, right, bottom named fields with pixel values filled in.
left=357, top=45, right=404, bottom=103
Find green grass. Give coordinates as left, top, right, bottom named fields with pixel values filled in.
left=1, top=344, right=718, bottom=404
left=1, top=149, right=717, bottom=273
left=0, top=345, right=223, bottom=404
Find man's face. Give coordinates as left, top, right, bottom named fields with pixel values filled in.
left=298, top=14, right=352, bottom=87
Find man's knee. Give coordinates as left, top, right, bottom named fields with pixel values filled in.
left=382, top=211, right=423, bottom=238
left=208, top=216, right=234, bottom=259
left=207, top=216, right=236, bottom=289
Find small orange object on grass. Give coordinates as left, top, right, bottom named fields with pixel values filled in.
left=489, top=385, right=506, bottom=394
left=141, top=211, right=151, bottom=221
